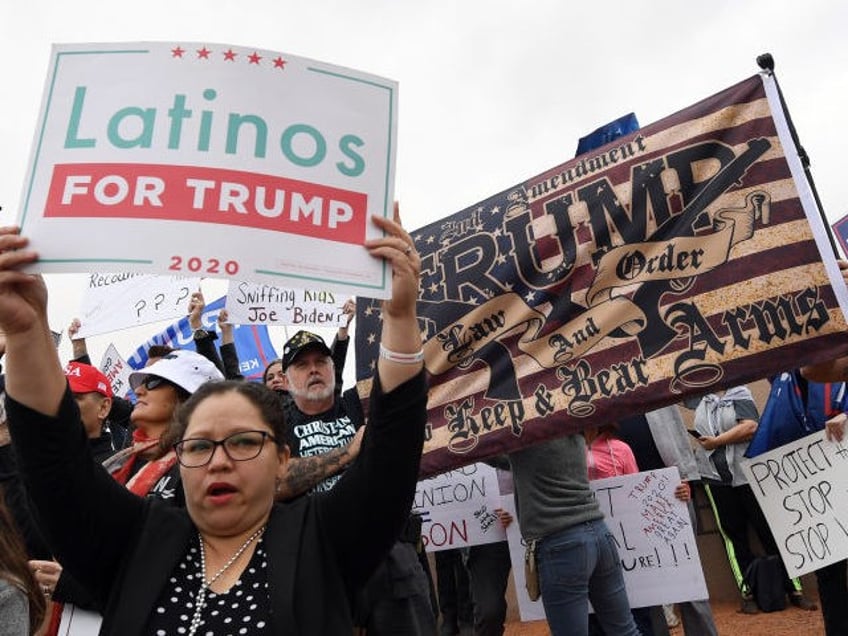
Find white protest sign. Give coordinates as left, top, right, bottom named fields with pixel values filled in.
left=593, top=468, right=708, bottom=607
left=59, top=604, right=101, bottom=635
left=99, top=343, right=134, bottom=399
left=412, top=463, right=506, bottom=551
left=506, top=468, right=708, bottom=621
left=19, top=42, right=397, bottom=298
left=75, top=273, right=199, bottom=338
left=742, top=430, right=848, bottom=577
left=225, top=281, right=346, bottom=326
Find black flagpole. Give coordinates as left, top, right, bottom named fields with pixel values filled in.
left=757, top=52, right=841, bottom=258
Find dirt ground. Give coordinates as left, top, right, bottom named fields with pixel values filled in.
left=501, top=599, right=825, bottom=635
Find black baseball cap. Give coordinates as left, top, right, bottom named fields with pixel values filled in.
left=282, top=330, right=332, bottom=371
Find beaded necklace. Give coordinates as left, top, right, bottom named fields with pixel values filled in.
left=187, top=524, right=267, bottom=636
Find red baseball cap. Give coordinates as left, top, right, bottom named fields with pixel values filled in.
left=64, top=362, right=114, bottom=398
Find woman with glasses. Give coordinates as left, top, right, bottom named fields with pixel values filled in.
left=18, top=348, right=224, bottom=636
left=1, top=205, right=426, bottom=634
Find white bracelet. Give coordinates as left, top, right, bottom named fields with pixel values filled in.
left=379, top=343, right=425, bottom=364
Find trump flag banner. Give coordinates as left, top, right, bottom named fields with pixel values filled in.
left=356, top=70, right=848, bottom=477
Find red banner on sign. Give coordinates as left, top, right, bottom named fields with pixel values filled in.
left=45, top=163, right=368, bottom=244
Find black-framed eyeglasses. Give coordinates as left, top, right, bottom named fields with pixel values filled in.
left=139, top=375, right=173, bottom=391
left=173, top=430, right=278, bottom=468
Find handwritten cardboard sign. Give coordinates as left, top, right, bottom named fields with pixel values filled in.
left=413, top=463, right=506, bottom=551
left=75, top=272, right=199, bottom=338
left=506, top=468, right=708, bottom=621
left=225, top=281, right=346, bottom=326
left=98, top=343, right=134, bottom=399
left=593, top=468, right=707, bottom=606
left=742, top=430, right=848, bottom=577
left=18, top=42, right=397, bottom=298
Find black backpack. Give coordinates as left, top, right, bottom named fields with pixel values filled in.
left=744, top=555, right=786, bottom=612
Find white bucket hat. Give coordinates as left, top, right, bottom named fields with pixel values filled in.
left=129, top=349, right=224, bottom=395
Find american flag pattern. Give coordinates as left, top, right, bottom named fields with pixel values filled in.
left=356, top=74, right=848, bottom=477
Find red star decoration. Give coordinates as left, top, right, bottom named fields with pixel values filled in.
left=197, top=47, right=211, bottom=59
left=223, top=48, right=237, bottom=61
left=248, top=51, right=262, bottom=65
left=272, top=56, right=287, bottom=69
left=171, top=46, right=185, bottom=58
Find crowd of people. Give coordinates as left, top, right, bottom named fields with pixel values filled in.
left=0, top=206, right=430, bottom=635
left=0, top=212, right=847, bottom=636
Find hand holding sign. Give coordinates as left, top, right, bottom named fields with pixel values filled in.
left=826, top=413, right=847, bottom=442
left=188, top=290, right=205, bottom=330
left=494, top=508, right=514, bottom=529
left=67, top=317, right=88, bottom=360
left=217, top=309, right=235, bottom=344
left=68, top=318, right=81, bottom=340
left=342, top=298, right=356, bottom=326
left=674, top=481, right=692, bottom=502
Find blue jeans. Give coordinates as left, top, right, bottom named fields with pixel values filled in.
left=536, top=519, right=640, bottom=636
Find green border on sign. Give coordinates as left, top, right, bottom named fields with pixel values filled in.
left=24, top=47, right=397, bottom=293
left=22, top=48, right=149, bottom=232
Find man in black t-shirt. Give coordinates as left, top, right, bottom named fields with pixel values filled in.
left=280, top=330, right=363, bottom=494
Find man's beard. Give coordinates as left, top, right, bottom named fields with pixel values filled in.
left=290, top=378, right=335, bottom=404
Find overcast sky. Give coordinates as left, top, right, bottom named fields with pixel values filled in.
left=1, top=0, right=846, bottom=370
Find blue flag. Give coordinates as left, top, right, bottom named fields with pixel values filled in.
left=575, top=112, right=640, bottom=157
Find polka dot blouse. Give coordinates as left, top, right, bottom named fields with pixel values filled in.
left=146, top=537, right=270, bottom=635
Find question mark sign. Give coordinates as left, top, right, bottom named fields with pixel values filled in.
left=176, top=287, right=190, bottom=306
left=154, top=293, right=166, bottom=310
left=135, top=300, right=146, bottom=317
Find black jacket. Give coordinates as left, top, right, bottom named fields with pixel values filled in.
left=8, top=371, right=426, bottom=634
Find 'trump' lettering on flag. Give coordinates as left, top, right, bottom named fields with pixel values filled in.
left=356, top=71, right=848, bottom=477
left=127, top=295, right=277, bottom=381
